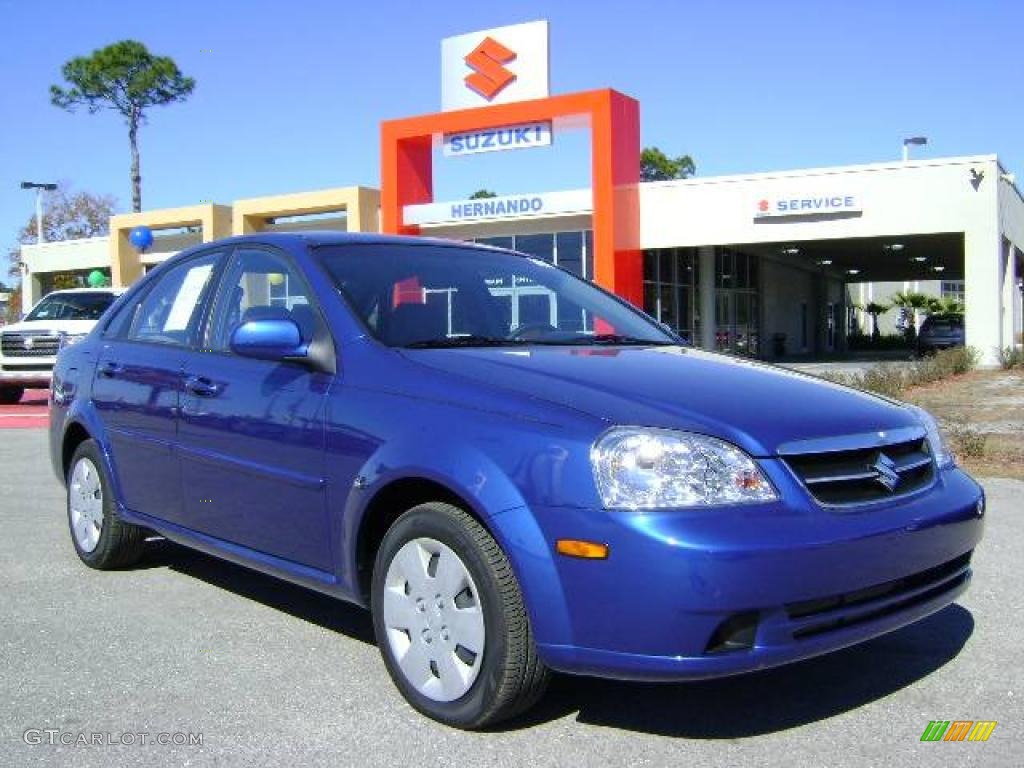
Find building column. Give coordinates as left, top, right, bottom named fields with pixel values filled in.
left=1015, top=248, right=1024, bottom=348
left=837, top=281, right=849, bottom=354
left=699, top=246, right=716, bottom=350
left=1001, top=239, right=1019, bottom=351
left=964, top=226, right=1004, bottom=367
left=857, top=282, right=867, bottom=334
left=22, top=273, right=41, bottom=316
left=811, top=273, right=824, bottom=356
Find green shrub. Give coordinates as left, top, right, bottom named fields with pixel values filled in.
left=946, top=419, right=987, bottom=459
left=857, top=367, right=908, bottom=398
left=998, top=346, right=1024, bottom=370
left=817, top=346, right=978, bottom=398
left=909, top=347, right=979, bottom=385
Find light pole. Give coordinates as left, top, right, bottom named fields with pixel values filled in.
left=902, top=136, right=927, bottom=162
left=19, top=181, right=58, bottom=243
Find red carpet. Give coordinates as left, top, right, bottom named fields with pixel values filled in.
left=0, top=389, right=49, bottom=429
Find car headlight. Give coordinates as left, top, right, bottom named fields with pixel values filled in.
left=58, top=333, right=87, bottom=350
left=591, top=427, right=778, bottom=510
left=905, top=404, right=955, bottom=469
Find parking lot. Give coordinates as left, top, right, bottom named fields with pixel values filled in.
left=1, top=425, right=1020, bottom=767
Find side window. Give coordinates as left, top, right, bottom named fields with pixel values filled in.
left=102, top=294, right=135, bottom=337
left=206, top=248, right=321, bottom=352
left=128, top=252, right=221, bottom=345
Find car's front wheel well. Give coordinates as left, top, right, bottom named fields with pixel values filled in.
left=62, top=423, right=92, bottom=481
left=356, top=477, right=481, bottom=602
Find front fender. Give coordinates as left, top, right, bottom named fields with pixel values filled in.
left=340, top=437, right=573, bottom=647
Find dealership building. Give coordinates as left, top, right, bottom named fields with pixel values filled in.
left=17, top=22, right=1024, bottom=366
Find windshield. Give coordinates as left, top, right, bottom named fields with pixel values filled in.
left=25, top=292, right=116, bottom=322
left=319, top=244, right=676, bottom=348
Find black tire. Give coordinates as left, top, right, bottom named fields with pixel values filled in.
left=66, top=439, right=146, bottom=569
left=0, top=386, right=24, bottom=405
left=371, top=502, right=549, bottom=729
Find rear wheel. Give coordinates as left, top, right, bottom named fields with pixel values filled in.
left=371, top=502, right=549, bottom=729
left=0, top=386, right=24, bottom=405
left=67, top=439, right=146, bottom=569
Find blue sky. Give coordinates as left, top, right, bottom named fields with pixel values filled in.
left=1, top=0, right=1021, bottom=276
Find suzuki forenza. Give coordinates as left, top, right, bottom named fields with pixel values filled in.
left=50, top=233, right=985, bottom=728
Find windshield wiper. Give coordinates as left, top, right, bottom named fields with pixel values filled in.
left=403, top=335, right=528, bottom=349
left=566, top=334, right=677, bottom=346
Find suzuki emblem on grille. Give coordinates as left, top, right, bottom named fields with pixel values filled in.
left=23, top=336, right=34, bottom=350
left=464, top=36, right=517, bottom=100
left=869, top=452, right=901, bottom=492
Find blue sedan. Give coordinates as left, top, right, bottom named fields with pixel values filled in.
left=49, top=233, right=984, bottom=728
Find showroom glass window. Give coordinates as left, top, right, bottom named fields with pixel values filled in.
left=473, top=230, right=593, bottom=280
left=941, top=280, right=965, bottom=303
left=713, top=247, right=760, bottom=356
left=642, top=248, right=699, bottom=343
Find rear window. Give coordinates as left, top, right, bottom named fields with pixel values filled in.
left=925, top=315, right=963, bottom=330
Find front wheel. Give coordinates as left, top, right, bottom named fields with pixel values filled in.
left=371, top=502, right=549, bottom=729
left=0, top=386, right=24, bottom=405
left=67, top=439, right=146, bottom=569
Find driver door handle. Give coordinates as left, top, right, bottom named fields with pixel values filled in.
left=98, top=361, right=124, bottom=378
left=184, top=375, right=221, bottom=398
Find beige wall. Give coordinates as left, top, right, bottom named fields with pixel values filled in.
left=232, top=187, right=380, bottom=235
left=109, top=205, right=232, bottom=288
left=98, top=187, right=381, bottom=289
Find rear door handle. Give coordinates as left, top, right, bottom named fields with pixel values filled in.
left=98, top=361, right=123, bottom=378
left=184, top=375, right=221, bottom=398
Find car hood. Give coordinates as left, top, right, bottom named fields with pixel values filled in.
left=2, top=319, right=98, bottom=334
left=400, top=345, right=921, bottom=456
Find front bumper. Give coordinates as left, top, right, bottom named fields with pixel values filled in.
left=0, top=363, right=52, bottom=386
left=498, top=464, right=984, bottom=681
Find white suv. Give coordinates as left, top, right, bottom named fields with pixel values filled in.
left=0, top=288, right=121, bottom=404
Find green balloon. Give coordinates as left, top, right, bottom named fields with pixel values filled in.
left=87, top=270, right=107, bottom=287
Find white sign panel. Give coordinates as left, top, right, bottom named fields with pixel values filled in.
left=755, top=193, right=862, bottom=219
left=405, top=189, right=591, bottom=226
left=443, top=122, right=553, bottom=157
left=441, top=20, right=550, bottom=111
left=163, top=264, right=212, bottom=331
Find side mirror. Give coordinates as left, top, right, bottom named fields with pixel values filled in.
left=229, top=318, right=308, bottom=363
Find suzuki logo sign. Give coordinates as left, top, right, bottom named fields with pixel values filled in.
left=464, top=37, right=517, bottom=101
left=869, top=452, right=902, bottom=493
left=443, top=122, right=553, bottom=157
left=441, top=21, right=550, bottom=111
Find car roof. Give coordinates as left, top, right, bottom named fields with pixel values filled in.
left=181, top=231, right=513, bottom=252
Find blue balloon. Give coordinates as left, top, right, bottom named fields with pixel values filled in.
left=129, top=226, right=154, bottom=251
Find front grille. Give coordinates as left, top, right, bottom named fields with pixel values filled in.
left=786, top=552, right=972, bottom=639
left=1, top=332, right=61, bottom=357
left=784, top=436, right=934, bottom=505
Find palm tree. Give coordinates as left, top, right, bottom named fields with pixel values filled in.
left=862, top=301, right=891, bottom=341
left=926, top=296, right=966, bottom=316
left=890, top=291, right=932, bottom=340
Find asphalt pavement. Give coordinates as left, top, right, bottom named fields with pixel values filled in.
left=1, top=428, right=1020, bottom=767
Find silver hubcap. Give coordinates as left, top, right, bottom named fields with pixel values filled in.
left=383, top=537, right=486, bottom=702
left=69, top=458, right=104, bottom=553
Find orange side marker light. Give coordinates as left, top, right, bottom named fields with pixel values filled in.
left=556, top=540, right=609, bottom=559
